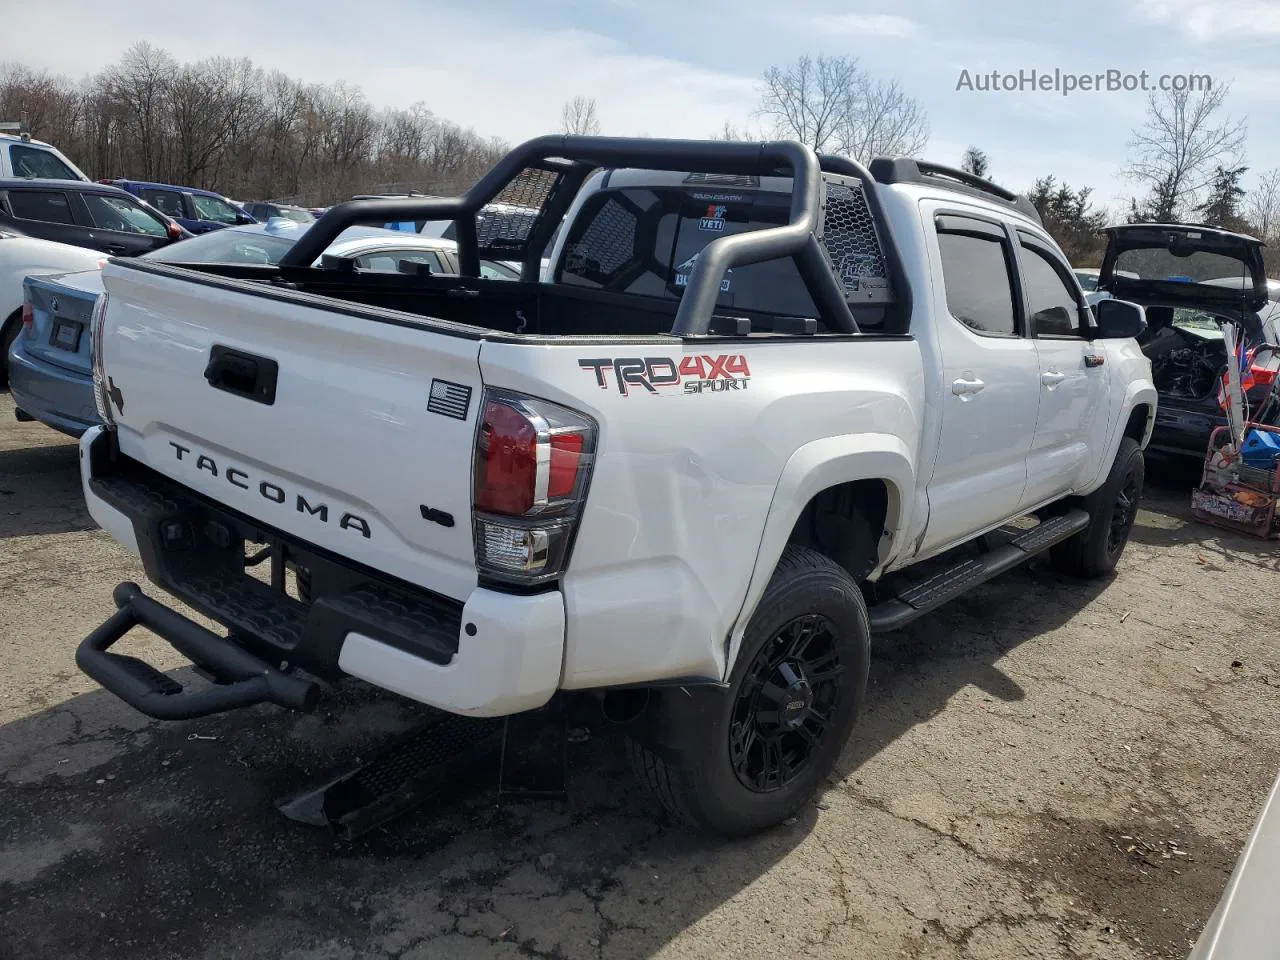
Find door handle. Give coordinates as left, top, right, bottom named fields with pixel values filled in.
left=1041, top=371, right=1066, bottom=387
left=104, top=244, right=127, bottom=255
left=952, top=377, right=985, bottom=397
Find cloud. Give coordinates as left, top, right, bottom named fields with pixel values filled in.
left=1134, top=0, right=1280, bottom=39
left=0, top=0, right=761, bottom=142
left=805, top=13, right=919, bottom=37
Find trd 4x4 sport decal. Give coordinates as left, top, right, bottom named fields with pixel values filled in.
left=578, top=355, right=751, bottom=396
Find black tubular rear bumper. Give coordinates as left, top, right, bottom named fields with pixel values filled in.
left=77, top=429, right=464, bottom=720
left=77, top=581, right=319, bottom=720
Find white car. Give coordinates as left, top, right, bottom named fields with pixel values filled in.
left=72, top=139, right=1156, bottom=838
left=0, top=230, right=104, bottom=387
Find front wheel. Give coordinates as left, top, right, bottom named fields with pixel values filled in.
left=626, top=545, right=871, bottom=837
left=1051, top=437, right=1144, bottom=579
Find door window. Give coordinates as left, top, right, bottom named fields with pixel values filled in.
left=141, top=188, right=185, bottom=218
left=1020, top=243, right=1082, bottom=337
left=82, top=194, right=169, bottom=236
left=936, top=228, right=1018, bottom=336
left=6, top=190, right=75, bottom=224
left=191, top=194, right=243, bottom=224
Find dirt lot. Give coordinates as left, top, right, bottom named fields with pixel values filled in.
left=1, top=391, right=1277, bottom=960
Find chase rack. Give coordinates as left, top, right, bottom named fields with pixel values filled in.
left=280, top=135, right=917, bottom=337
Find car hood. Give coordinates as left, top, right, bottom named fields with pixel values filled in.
left=1100, top=224, right=1268, bottom=311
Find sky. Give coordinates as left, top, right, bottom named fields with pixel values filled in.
left=4, top=0, right=1280, bottom=218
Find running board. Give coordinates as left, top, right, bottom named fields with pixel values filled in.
left=868, top=510, right=1090, bottom=633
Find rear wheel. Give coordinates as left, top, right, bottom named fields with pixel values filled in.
left=1051, top=437, right=1144, bottom=578
left=626, top=545, right=871, bottom=837
left=0, top=311, right=21, bottom=389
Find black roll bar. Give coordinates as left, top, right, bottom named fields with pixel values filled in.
left=280, top=135, right=862, bottom=336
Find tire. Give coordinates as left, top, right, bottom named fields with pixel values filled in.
left=0, top=312, right=21, bottom=390
left=1050, top=437, right=1144, bottom=579
left=625, top=545, right=871, bottom=837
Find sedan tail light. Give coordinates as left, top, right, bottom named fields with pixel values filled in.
left=90, top=292, right=114, bottom=426
left=20, top=303, right=33, bottom=329
left=472, top=389, right=596, bottom=585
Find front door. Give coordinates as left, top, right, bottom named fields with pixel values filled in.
left=1015, top=232, right=1112, bottom=505
left=917, top=208, right=1042, bottom=557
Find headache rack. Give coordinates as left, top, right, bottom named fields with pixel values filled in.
left=280, top=135, right=913, bottom=337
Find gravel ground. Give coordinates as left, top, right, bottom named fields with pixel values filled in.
left=1, top=391, right=1277, bottom=960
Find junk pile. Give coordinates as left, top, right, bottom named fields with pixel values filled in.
left=1191, top=327, right=1280, bottom=539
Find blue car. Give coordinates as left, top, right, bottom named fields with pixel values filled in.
left=99, top=179, right=256, bottom=234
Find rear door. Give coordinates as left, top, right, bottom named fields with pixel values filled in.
left=1100, top=224, right=1268, bottom=311
left=916, top=207, right=1042, bottom=556
left=1015, top=231, right=1111, bottom=504
left=76, top=191, right=173, bottom=255
left=3, top=187, right=90, bottom=248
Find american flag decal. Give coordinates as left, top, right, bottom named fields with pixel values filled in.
left=427, top=379, right=472, bottom=420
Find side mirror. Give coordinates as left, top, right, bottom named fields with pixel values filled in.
left=236, top=212, right=255, bottom=225
left=1094, top=298, right=1147, bottom=340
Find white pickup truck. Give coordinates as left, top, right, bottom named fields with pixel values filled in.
left=74, top=136, right=1157, bottom=836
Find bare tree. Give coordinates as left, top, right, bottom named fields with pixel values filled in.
left=960, top=146, right=990, bottom=178
left=0, top=44, right=511, bottom=204
left=756, top=54, right=928, bottom=160
left=560, top=96, right=600, bottom=136
left=1124, top=83, right=1247, bottom=221
left=1245, top=167, right=1280, bottom=241
left=709, top=120, right=757, bottom=141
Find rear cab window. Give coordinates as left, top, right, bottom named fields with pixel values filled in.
left=558, top=185, right=821, bottom=321
left=6, top=189, right=75, bottom=225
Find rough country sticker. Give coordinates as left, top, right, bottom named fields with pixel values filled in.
left=578, top=355, right=751, bottom=396
left=673, top=253, right=733, bottom=291
left=699, top=204, right=727, bottom=231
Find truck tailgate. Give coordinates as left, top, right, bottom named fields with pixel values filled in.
left=97, top=262, right=483, bottom=602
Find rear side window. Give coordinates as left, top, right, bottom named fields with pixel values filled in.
left=1020, top=244, right=1080, bottom=336
left=937, top=230, right=1018, bottom=336
left=82, top=193, right=168, bottom=236
left=141, top=188, right=184, bottom=218
left=9, top=144, right=80, bottom=180
left=7, top=189, right=75, bottom=225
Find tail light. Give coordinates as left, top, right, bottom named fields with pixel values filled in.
left=472, top=389, right=596, bottom=585
left=21, top=302, right=33, bottom=329
left=90, top=292, right=114, bottom=426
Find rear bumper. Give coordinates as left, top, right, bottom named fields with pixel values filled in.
left=78, top=426, right=565, bottom=719
left=8, top=340, right=99, bottom=438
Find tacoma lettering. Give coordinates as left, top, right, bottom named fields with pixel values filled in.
left=167, top=443, right=371, bottom=539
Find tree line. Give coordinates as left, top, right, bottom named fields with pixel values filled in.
left=0, top=43, right=510, bottom=204
left=3, top=44, right=1277, bottom=271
